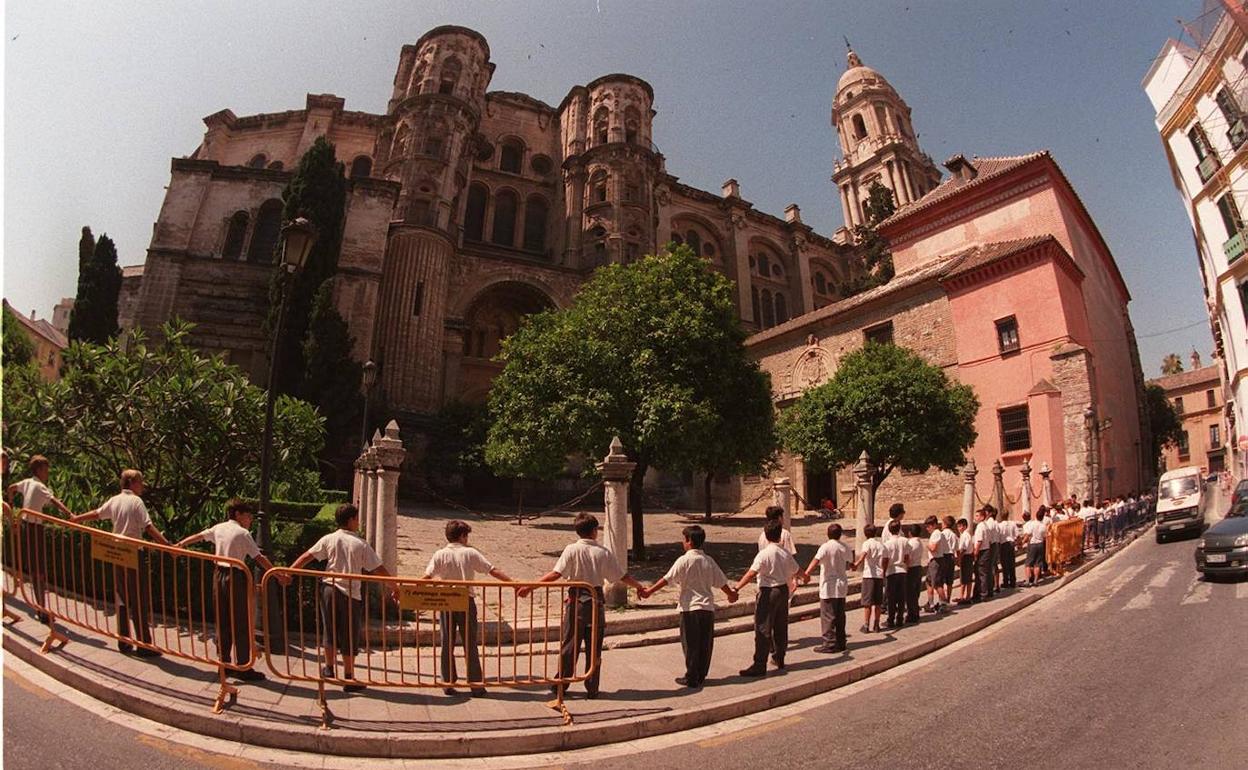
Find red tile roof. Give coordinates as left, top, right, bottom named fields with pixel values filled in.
left=938, top=235, right=1061, bottom=282
left=1148, top=364, right=1221, bottom=392
left=878, top=152, right=1047, bottom=229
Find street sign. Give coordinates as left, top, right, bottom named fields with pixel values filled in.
left=398, top=582, right=470, bottom=612
left=91, top=536, right=139, bottom=570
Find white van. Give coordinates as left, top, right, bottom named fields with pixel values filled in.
left=1155, top=466, right=1208, bottom=543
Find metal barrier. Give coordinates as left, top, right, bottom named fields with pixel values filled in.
left=261, top=567, right=602, bottom=728
left=1045, top=518, right=1085, bottom=576
left=2, top=502, right=23, bottom=624
left=11, top=508, right=257, bottom=713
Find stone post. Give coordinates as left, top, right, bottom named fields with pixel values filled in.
left=853, top=451, right=876, bottom=553
left=371, top=421, right=406, bottom=576
left=772, top=477, right=793, bottom=530
left=362, top=439, right=380, bottom=549
left=1040, top=461, right=1054, bottom=508
left=352, top=445, right=365, bottom=511
left=1020, top=458, right=1033, bottom=519
left=599, top=437, right=636, bottom=608
left=991, top=459, right=1006, bottom=516
left=961, top=459, right=978, bottom=522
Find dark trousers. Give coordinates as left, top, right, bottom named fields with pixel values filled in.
left=885, top=573, right=906, bottom=626
left=113, top=553, right=152, bottom=645
left=974, top=550, right=991, bottom=601
left=559, top=588, right=605, bottom=696
left=819, top=597, right=846, bottom=648
left=988, top=543, right=1000, bottom=593
left=439, top=598, right=483, bottom=684
left=214, top=566, right=251, bottom=665
left=905, top=566, right=923, bottom=622
left=1000, top=542, right=1016, bottom=587
left=752, top=585, right=789, bottom=668
left=679, top=609, right=715, bottom=686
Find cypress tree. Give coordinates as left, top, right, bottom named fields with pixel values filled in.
left=68, top=232, right=122, bottom=344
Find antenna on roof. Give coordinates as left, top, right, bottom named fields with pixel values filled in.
left=843, top=35, right=852, bottom=51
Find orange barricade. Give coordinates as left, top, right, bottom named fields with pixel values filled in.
left=2, top=502, right=23, bottom=624
left=262, top=567, right=601, bottom=728
left=12, top=508, right=257, bottom=713
left=1046, top=518, right=1085, bottom=576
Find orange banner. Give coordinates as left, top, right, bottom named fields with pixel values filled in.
left=1046, top=518, right=1084, bottom=575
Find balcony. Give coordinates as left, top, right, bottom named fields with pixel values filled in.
left=1230, top=118, right=1248, bottom=151
left=1224, top=231, right=1246, bottom=264
left=1197, top=154, right=1221, bottom=183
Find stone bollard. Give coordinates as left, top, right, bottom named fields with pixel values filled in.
left=853, top=451, right=876, bottom=553
left=772, top=477, right=793, bottom=530
left=362, top=439, right=380, bottom=549
left=352, top=445, right=365, bottom=511
left=1020, top=458, right=1033, bottom=519
left=371, top=420, right=406, bottom=576
left=1040, top=461, right=1054, bottom=508
left=961, top=459, right=978, bottom=522
left=599, top=437, right=635, bottom=608
left=991, top=459, right=1006, bottom=516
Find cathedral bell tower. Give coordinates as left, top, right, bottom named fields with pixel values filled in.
left=831, top=46, right=941, bottom=230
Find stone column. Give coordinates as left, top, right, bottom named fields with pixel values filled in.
left=352, top=447, right=365, bottom=511
left=772, top=477, right=793, bottom=530
left=961, top=459, right=978, bottom=522
left=1020, top=458, right=1033, bottom=519
left=991, top=459, right=1006, bottom=516
left=853, top=451, right=876, bottom=553
left=362, top=440, right=379, bottom=549
left=599, top=437, right=635, bottom=608
left=848, top=184, right=862, bottom=231
left=1040, top=461, right=1054, bottom=508
left=372, top=420, right=407, bottom=576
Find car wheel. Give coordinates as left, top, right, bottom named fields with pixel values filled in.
left=1155, top=533, right=1164, bottom=544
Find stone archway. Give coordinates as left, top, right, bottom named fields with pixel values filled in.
left=453, top=280, right=556, bottom=404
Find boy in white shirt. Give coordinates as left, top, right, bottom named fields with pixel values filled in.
left=923, top=516, right=950, bottom=613
left=177, top=499, right=285, bottom=679
left=735, top=521, right=802, bottom=676
left=956, top=518, right=973, bottom=603
left=7, top=455, right=74, bottom=622
left=998, top=510, right=1019, bottom=589
left=972, top=507, right=994, bottom=602
left=290, top=504, right=394, bottom=692
left=1021, top=507, right=1048, bottom=586
left=882, top=519, right=909, bottom=628
left=903, top=524, right=924, bottom=624
left=853, top=524, right=886, bottom=633
left=802, top=522, right=853, bottom=653
left=421, top=519, right=513, bottom=697
left=641, top=525, right=738, bottom=688
left=756, top=505, right=796, bottom=555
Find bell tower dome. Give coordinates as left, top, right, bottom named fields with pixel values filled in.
left=831, top=45, right=941, bottom=230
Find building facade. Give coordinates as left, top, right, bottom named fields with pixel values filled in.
left=3, top=300, right=67, bottom=382
left=1144, top=4, right=1248, bottom=482
left=1151, top=360, right=1228, bottom=473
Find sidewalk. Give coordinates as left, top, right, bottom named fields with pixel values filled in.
left=0, top=523, right=1151, bottom=759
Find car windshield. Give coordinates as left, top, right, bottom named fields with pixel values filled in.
left=1159, top=477, right=1198, bottom=499
left=1227, top=503, right=1248, bottom=518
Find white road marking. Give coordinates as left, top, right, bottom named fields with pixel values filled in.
left=1082, top=565, right=1146, bottom=613
left=1121, top=590, right=1153, bottom=611
left=1237, top=581, right=1248, bottom=600
left=1180, top=577, right=1213, bottom=605
left=1124, top=562, right=1179, bottom=611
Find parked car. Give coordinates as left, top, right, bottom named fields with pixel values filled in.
left=1232, top=479, right=1248, bottom=507
left=1155, top=466, right=1208, bottom=543
left=1195, top=500, right=1248, bottom=579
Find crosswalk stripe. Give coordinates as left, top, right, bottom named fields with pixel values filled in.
left=1147, top=563, right=1178, bottom=589
left=1122, top=590, right=1153, bottom=611
left=1237, top=582, right=1248, bottom=600
left=1083, top=565, right=1146, bottom=613
left=1124, top=562, right=1179, bottom=611
left=1180, top=578, right=1213, bottom=605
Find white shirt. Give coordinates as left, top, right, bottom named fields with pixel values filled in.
left=97, top=490, right=152, bottom=540
left=425, top=542, right=494, bottom=597
left=957, top=531, right=972, bottom=555
left=757, top=528, right=797, bottom=555
left=307, top=529, right=383, bottom=600
left=940, top=528, right=957, bottom=556
left=750, top=543, right=800, bottom=588
left=1000, top=520, right=1019, bottom=543
left=1078, top=505, right=1099, bottom=522
left=813, top=539, right=853, bottom=599
left=12, top=477, right=53, bottom=522
left=984, top=518, right=1000, bottom=545
left=972, top=520, right=990, bottom=550
left=1022, top=519, right=1046, bottom=544
left=904, top=537, right=924, bottom=569
left=662, top=549, right=728, bottom=612
left=860, top=538, right=886, bottom=578
left=198, top=520, right=261, bottom=565
left=884, top=537, right=908, bottom=575
left=929, top=529, right=950, bottom=557
left=553, top=538, right=624, bottom=588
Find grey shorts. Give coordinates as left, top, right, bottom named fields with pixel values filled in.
left=1026, top=542, right=1046, bottom=568
left=926, top=559, right=942, bottom=585
left=861, top=577, right=884, bottom=607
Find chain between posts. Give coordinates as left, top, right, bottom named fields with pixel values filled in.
left=679, top=483, right=773, bottom=521
left=414, top=478, right=605, bottom=523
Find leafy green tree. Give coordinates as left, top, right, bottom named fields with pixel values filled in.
left=2, top=321, right=324, bottom=540
left=2, top=305, right=38, bottom=422
left=68, top=232, right=123, bottom=344
left=485, top=244, right=770, bottom=557
left=840, top=181, right=896, bottom=298
left=424, top=399, right=491, bottom=481
left=778, top=342, right=979, bottom=491
left=300, top=283, right=362, bottom=465
left=3, top=304, right=35, bottom=369
left=78, top=226, right=95, bottom=270
left=1144, top=383, right=1183, bottom=473
left=1160, top=353, right=1183, bottom=375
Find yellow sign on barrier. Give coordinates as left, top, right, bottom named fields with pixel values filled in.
left=397, top=582, right=470, bottom=612
left=91, top=535, right=139, bottom=570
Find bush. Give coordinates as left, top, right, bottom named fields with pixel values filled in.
left=319, top=489, right=349, bottom=504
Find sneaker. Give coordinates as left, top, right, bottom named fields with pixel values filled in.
left=738, top=666, right=766, bottom=677
left=859, top=624, right=871, bottom=634
left=675, top=676, right=690, bottom=686
left=235, top=670, right=265, bottom=682
left=770, top=656, right=785, bottom=669
left=117, top=642, right=134, bottom=655
left=812, top=644, right=838, bottom=654
left=443, top=688, right=458, bottom=696
left=321, top=666, right=336, bottom=679
left=470, top=688, right=487, bottom=697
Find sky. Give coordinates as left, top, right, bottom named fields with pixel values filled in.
left=2, top=0, right=1217, bottom=375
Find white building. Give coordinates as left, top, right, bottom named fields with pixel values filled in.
left=1144, top=6, right=1248, bottom=481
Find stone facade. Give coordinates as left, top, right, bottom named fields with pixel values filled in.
left=1151, top=364, right=1229, bottom=474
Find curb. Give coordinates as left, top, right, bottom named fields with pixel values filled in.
left=3, top=524, right=1151, bottom=759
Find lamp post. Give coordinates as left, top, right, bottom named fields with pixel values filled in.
left=359, top=360, right=378, bottom=451
left=257, top=217, right=317, bottom=552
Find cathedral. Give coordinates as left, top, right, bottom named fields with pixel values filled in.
left=123, top=26, right=1148, bottom=515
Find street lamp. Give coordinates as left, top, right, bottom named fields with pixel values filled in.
left=360, top=359, right=378, bottom=450
left=257, top=217, right=317, bottom=552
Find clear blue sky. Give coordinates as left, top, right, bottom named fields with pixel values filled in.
left=3, top=0, right=1214, bottom=374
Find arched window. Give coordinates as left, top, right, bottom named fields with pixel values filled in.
left=593, top=107, right=609, bottom=145
left=671, top=232, right=684, bottom=245
left=760, top=289, right=775, bottom=329
left=590, top=170, right=608, bottom=204
left=439, top=57, right=461, bottom=95
left=350, top=156, right=373, bottom=178
left=247, top=200, right=283, bottom=263
left=409, top=62, right=426, bottom=95
left=775, top=293, right=789, bottom=325
left=814, top=272, right=827, bottom=295
left=757, top=253, right=771, bottom=277
left=267, top=160, right=284, bottom=171
left=624, top=106, right=641, bottom=144
left=499, top=139, right=523, bottom=173
left=222, top=211, right=249, bottom=259
left=464, top=184, right=487, bottom=242
left=685, top=230, right=702, bottom=256
left=523, top=195, right=548, bottom=252
left=591, top=226, right=607, bottom=266
left=491, top=190, right=517, bottom=247
left=751, top=286, right=761, bottom=324
left=247, top=153, right=268, bottom=169
left=393, top=124, right=411, bottom=157
left=423, top=132, right=444, bottom=158
left=852, top=114, right=867, bottom=140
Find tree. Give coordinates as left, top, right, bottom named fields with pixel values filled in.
left=424, top=399, right=491, bottom=481
left=1160, top=353, right=1184, bottom=375
left=485, top=244, right=771, bottom=558
left=3, top=304, right=35, bottom=370
left=1144, top=383, right=1183, bottom=473
left=840, top=181, right=896, bottom=298
left=299, top=282, right=362, bottom=470
left=68, top=232, right=123, bottom=344
left=778, top=342, right=979, bottom=491
left=2, top=321, right=324, bottom=540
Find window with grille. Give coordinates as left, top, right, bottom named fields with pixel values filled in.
left=864, top=321, right=894, bottom=345
left=1177, top=430, right=1190, bottom=459
left=1216, top=193, right=1242, bottom=238
left=998, top=405, right=1031, bottom=452
left=1174, top=396, right=1184, bottom=415
left=1210, top=424, right=1221, bottom=449
left=1206, top=389, right=1217, bottom=408
left=995, top=316, right=1020, bottom=354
